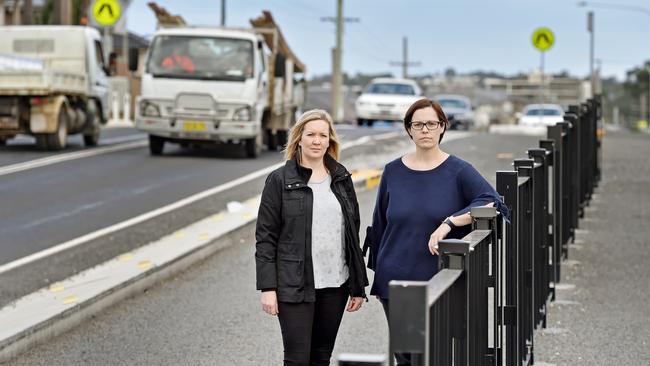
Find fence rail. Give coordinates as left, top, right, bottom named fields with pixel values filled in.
left=340, top=96, right=602, bottom=366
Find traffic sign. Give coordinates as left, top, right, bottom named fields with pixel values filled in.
left=92, top=0, right=122, bottom=27
left=532, top=27, right=554, bottom=52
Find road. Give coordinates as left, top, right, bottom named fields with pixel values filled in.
left=5, top=132, right=541, bottom=365
left=0, top=123, right=408, bottom=308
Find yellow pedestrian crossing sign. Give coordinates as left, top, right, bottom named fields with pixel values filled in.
left=532, top=27, right=555, bottom=52
left=92, top=0, right=122, bottom=27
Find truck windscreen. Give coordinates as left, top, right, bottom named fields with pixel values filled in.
left=146, top=35, right=254, bottom=81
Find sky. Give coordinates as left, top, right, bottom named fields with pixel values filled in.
left=124, top=0, right=649, bottom=80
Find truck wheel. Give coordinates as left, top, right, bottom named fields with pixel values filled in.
left=83, top=125, right=101, bottom=146
left=35, top=135, right=48, bottom=150
left=46, top=107, right=68, bottom=150
left=244, top=134, right=262, bottom=158
left=83, top=102, right=101, bottom=147
left=276, top=130, right=288, bottom=150
left=265, top=128, right=277, bottom=151
left=366, top=119, right=375, bottom=127
left=0, top=137, right=6, bottom=146
left=149, top=135, right=165, bottom=155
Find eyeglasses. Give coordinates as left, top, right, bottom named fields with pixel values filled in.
left=409, top=120, right=444, bottom=130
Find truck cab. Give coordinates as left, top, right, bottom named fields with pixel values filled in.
left=135, top=27, right=269, bottom=157
left=134, top=11, right=306, bottom=158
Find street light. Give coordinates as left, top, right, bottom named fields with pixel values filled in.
left=578, top=1, right=650, bottom=122
left=577, top=1, right=650, bottom=17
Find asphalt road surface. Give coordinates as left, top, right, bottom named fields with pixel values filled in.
left=6, top=132, right=541, bottom=365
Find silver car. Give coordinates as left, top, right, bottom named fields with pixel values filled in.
left=434, top=94, right=475, bottom=130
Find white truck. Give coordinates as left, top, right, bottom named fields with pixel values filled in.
left=0, top=26, right=110, bottom=149
left=132, top=11, right=306, bottom=158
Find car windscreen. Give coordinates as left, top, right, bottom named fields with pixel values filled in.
left=437, top=99, right=468, bottom=109
left=525, top=108, right=563, bottom=116
left=366, top=83, right=415, bottom=95
left=146, top=35, right=254, bottom=81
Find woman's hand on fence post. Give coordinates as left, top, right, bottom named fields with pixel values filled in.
left=428, top=224, right=452, bottom=255
left=261, top=291, right=279, bottom=316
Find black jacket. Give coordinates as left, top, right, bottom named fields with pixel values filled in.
left=255, top=154, right=368, bottom=303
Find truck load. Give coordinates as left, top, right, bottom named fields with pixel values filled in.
left=133, top=11, right=306, bottom=157
left=0, top=26, right=110, bottom=149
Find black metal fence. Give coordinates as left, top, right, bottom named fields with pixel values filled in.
left=339, top=97, right=602, bottom=366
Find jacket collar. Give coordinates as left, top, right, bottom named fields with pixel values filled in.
left=283, top=153, right=349, bottom=188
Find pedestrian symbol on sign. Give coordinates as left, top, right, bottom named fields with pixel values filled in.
left=92, top=0, right=122, bottom=27
left=532, top=27, right=555, bottom=52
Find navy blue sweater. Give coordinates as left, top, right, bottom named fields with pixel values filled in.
left=367, top=155, right=503, bottom=299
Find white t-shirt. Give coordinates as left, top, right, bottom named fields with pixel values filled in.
left=308, top=174, right=349, bottom=289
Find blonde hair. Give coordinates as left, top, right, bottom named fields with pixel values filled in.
left=284, top=109, right=341, bottom=161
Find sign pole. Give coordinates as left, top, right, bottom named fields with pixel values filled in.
left=103, top=26, right=112, bottom=64
left=531, top=26, right=554, bottom=123
left=540, top=50, right=545, bottom=124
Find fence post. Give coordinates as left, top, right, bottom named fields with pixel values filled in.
left=513, top=159, right=535, bottom=366
left=388, top=281, right=427, bottom=366
left=496, top=170, right=518, bottom=366
left=538, top=139, right=559, bottom=300
left=471, top=207, right=501, bottom=365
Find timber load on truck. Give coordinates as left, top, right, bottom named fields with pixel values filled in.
left=250, top=11, right=306, bottom=150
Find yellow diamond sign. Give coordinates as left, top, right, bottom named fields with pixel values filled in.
left=92, top=0, right=121, bottom=27
left=532, top=27, right=555, bottom=52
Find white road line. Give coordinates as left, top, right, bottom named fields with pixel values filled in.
left=0, top=130, right=471, bottom=274
left=0, top=139, right=146, bottom=177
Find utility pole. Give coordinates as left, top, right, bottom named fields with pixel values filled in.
left=0, top=0, right=5, bottom=25
left=646, top=64, right=650, bottom=123
left=220, top=0, right=225, bottom=26
left=389, top=37, right=420, bottom=78
left=22, top=0, right=33, bottom=25
left=321, top=0, right=358, bottom=123
left=588, top=11, right=595, bottom=96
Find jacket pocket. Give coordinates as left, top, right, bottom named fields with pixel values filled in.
left=283, top=198, right=303, bottom=217
left=277, top=253, right=303, bottom=287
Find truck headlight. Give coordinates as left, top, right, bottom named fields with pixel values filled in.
left=140, top=100, right=161, bottom=117
left=233, top=106, right=253, bottom=121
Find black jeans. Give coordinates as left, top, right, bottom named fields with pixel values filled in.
left=379, top=298, right=412, bottom=366
left=277, top=284, right=348, bottom=366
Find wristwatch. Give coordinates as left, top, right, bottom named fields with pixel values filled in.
left=443, top=217, right=456, bottom=229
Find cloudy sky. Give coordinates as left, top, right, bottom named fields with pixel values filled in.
left=125, top=0, right=648, bottom=80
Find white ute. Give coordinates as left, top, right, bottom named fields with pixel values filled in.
left=0, top=26, right=110, bottom=149
left=133, top=11, right=306, bottom=157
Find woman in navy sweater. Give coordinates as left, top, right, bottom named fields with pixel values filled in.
left=365, top=98, right=505, bottom=365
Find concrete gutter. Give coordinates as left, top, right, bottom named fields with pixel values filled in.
left=0, top=169, right=383, bottom=363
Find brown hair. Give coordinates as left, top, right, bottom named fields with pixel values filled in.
left=284, top=109, right=341, bottom=161
left=403, top=98, right=449, bottom=142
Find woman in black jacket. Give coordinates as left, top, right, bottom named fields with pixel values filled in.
left=255, top=109, right=368, bottom=366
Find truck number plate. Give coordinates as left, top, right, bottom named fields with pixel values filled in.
left=183, top=121, right=207, bottom=131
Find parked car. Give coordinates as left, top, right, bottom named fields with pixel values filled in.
left=517, top=104, right=565, bottom=127
left=433, top=94, right=474, bottom=130
left=354, top=78, right=422, bottom=126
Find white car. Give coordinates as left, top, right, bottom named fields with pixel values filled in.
left=354, top=78, right=423, bottom=126
left=518, top=104, right=565, bottom=127
left=434, top=94, right=474, bottom=130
